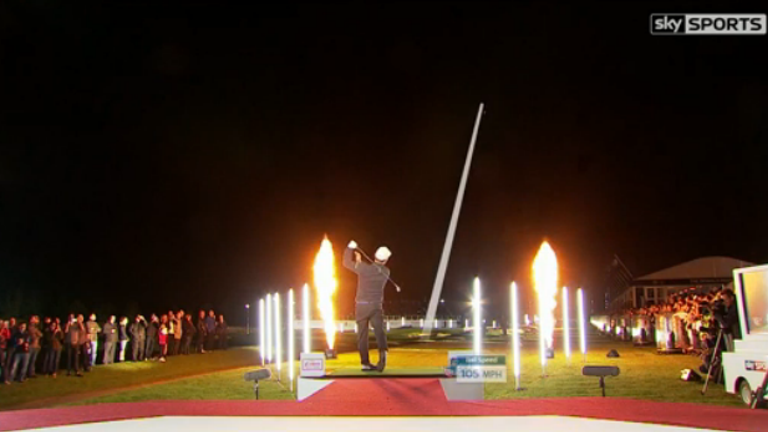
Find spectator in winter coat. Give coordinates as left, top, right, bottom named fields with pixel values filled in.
left=26, top=316, right=43, bottom=378
left=102, top=316, right=117, bottom=364
left=8, top=323, right=31, bottom=383
left=172, top=311, right=183, bottom=356
left=76, top=315, right=91, bottom=372
left=145, top=314, right=159, bottom=360
left=205, top=310, right=216, bottom=350
left=182, top=314, right=196, bottom=355
left=167, top=310, right=176, bottom=356
left=196, top=310, right=208, bottom=354
left=130, top=315, right=147, bottom=361
left=64, top=314, right=84, bottom=377
left=43, top=321, right=64, bottom=377
left=216, top=315, right=228, bottom=350
left=85, top=314, right=101, bottom=367
left=118, top=317, right=129, bottom=362
left=3, top=318, right=17, bottom=383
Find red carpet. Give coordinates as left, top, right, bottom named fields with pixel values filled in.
left=1, top=378, right=766, bottom=431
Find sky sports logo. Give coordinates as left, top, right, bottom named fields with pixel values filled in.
left=650, top=14, right=766, bottom=35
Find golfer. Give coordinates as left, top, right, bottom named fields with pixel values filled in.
left=343, top=240, right=392, bottom=372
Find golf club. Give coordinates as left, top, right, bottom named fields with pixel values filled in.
left=354, top=247, right=402, bottom=293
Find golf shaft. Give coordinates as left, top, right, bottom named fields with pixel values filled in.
left=356, top=248, right=402, bottom=292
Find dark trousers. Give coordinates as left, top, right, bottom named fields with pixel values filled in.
left=182, top=336, right=192, bottom=355
left=132, top=339, right=145, bottom=361
left=196, top=335, right=206, bottom=353
left=104, top=341, right=116, bottom=364
left=206, top=333, right=215, bottom=350
left=172, top=338, right=181, bottom=355
left=145, top=337, right=156, bottom=359
left=44, top=348, right=62, bottom=374
left=168, top=338, right=175, bottom=356
left=355, top=304, right=388, bottom=365
left=67, top=344, right=80, bottom=374
left=217, top=334, right=227, bottom=350
left=27, top=347, right=41, bottom=377
left=80, top=344, right=90, bottom=371
left=3, top=347, right=15, bottom=381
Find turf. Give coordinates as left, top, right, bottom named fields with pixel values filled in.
left=0, top=347, right=259, bottom=410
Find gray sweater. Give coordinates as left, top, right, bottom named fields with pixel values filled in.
left=343, top=247, right=390, bottom=305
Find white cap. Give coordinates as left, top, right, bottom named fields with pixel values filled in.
left=375, top=246, right=392, bottom=262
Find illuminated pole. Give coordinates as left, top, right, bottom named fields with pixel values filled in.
left=266, top=293, right=272, bottom=363
left=401, top=317, right=406, bottom=327
left=246, top=303, right=251, bottom=335
left=275, top=293, right=282, bottom=380
left=473, top=277, right=482, bottom=354
left=288, top=288, right=295, bottom=390
left=511, top=282, right=521, bottom=390
left=259, top=299, right=265, bottom=366
left=302, top=283, right=310, bottom=354
left=578, top=288, right=587, bottom=361
left=424, top=103, right=485, bottom=336
left=563, top=287, right=571, bottom=362
left=420, top=318, right=424, bottom=328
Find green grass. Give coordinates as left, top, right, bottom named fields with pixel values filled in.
left=2, top=329, right=748, bottom=409
left=0, top=347, right=260, bottom=410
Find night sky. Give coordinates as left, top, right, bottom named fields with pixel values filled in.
left=2, top=2, right=767, bottom=321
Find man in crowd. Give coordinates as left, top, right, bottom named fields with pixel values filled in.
left=118, top=317, right=129, bottom=362
left=102, top=316, right=117, bottom=364
left=145, top=314, right=159, bottom=360
left=26, top=316, right=43, bottom=378
left=182, top=313, right=196, bottom=355
left=3, top=318, right=17, bottom=381
left=86, top=314, right=101, bottom=367
left=196, top=310, right=208, bottom=354
left=42, top=319, right=63, bottom=377
left=8, top=322, right=31, bottom=383
left=77, top=315, right=91, bottom=372
left=205, top=310, right=216, bottom=350
left=130, top=315, right=147, bottom=361
left=172, top=311, right=183, bottom=356
left=167, top=309, right=176, bottom=356
left=721, top=289, right=742, bottom=343
left=0, top=320, right=8, bottom=382
left=65, top=314, right=84, bottom=377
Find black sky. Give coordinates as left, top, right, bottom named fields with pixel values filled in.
left=1, top=2, right=767, bottom=320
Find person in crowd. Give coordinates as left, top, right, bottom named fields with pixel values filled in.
left=0, top=320, right=8, bottom=383
left=43, top=320, right=64, bottom=377
left=118, top=317, right=129, bottom=362
left=76, top=315, right=91, bottom=372
left=182, top=314, right=196, bottom=355
left=86, top=314, right=101, bottom=367
left=721, top=289, right=741, bottom=340
left=205, top=310, right=216, bottom=350
left=8, top=322, right=31, bottom=383
left=3, top=317, right=17, bottom=382
left=167, top=309, right=176, bottom=356
left=64, top=314, right=83, bottom=377
left=102, top=316, right=117, bottom=364
left=158, top=314, right=169, bottom=363
left=26, top=315, right=43, bottom=378
left=196, top=310, right=208, bottom=354
left=172, top=311, right=183, bottom=356
left=130, top=315, right=147, bottom=361
left=145, top=314, right=159, bottom=360
left=216, top=314, right=228, bottom=350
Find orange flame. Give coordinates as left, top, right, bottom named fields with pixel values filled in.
left=313, top=236, right=338, bottom=349
left=533, top=241, right=558, bottom=355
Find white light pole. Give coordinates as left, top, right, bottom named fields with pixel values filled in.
left=266, top=293, right=272, bottom=363
left=288, top=288, right=295, bottom=390
left=578, top=288, right=587, bottom=361
left=259, top=299, right=265, bottom=366
left=473, top=277, right=482, bottom=355
left=275, top=293, right=281, bottom=380
left=302, top=283, right=310, bottom=354
left=401, top=317, right=406, bottom=327
left=511, top=282, right=521, bottom=390
left=563, top=287, right=571, bottom=362
left=246, top=303, right=251, bottom=335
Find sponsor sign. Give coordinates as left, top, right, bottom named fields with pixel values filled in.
left=650, top=14, right=766, bottom=36
left=300, top=353, right=326, bottom=377
left=745, top=360, right=767, bottom=372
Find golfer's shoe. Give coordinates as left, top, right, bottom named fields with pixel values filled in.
left=376, top=350, right=387, bottom=372
left=362, top=363, right=377, bottom=371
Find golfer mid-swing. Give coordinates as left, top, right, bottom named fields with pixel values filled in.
left=343, top=240, right=392, bottom=372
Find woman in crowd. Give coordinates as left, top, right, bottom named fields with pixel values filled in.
left=158, top=314, right=169, bottom=363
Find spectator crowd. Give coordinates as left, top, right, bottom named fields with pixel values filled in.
left=0, top=309, right=228, bottom=384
